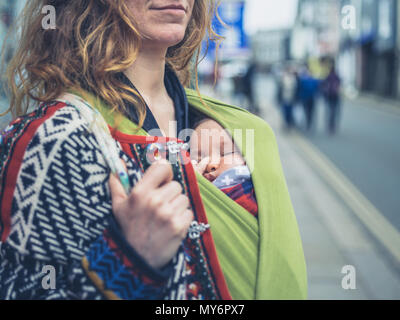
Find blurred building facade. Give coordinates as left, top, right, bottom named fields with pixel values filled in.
left=0, top=0, right=26, bottom=58
left=346, top=0, right=399, bottom=99
left=251, top=29, right=291, bottom=67
left=0, top=1, right=14, bottom=57
left=290, top=0, right=341, bottom=60
left=290, top=0, right=399, bottom=100
left=1, top=0, right=26, bottom=97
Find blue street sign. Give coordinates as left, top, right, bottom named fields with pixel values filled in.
left=203, top=0, right=248, bottom=59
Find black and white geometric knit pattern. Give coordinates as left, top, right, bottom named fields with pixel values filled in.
left=9, top=106, right=114, bottom=259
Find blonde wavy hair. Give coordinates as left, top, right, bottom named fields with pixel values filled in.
left=1, top=0, right=222, bottom=130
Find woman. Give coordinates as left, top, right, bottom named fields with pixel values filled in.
left=322, top=60, right=341, bottom=135
left=0, top=0, right=307, bottom=300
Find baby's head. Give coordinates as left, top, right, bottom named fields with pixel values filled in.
left=190, top=117, right=245, bottom=182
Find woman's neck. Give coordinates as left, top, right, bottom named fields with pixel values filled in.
left=124, top=48, right=168, bottom=108
left=124, top=47, right=177, bottom=138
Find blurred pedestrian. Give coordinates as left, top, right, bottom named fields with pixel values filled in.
left=277, top=66, right=298, bottom=130
left=232, top=73, right=246, bottom=106
left=242, top=61, right=259, bottom=115
left=298, top=66, right=320, bottom=131
left=322, top=60, right=341, bottom=134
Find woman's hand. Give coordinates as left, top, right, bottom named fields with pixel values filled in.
left=108, top=159, right=194, bottom=270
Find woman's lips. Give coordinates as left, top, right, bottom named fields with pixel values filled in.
left=151, top=5, right=186, bottom=12
left=150, top=7, right=186, bottom=17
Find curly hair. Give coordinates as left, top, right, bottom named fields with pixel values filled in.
left=1, top=0, right=222, bottom=131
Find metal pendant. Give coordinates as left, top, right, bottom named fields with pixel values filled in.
left=188, top=221, right=210, bottom=240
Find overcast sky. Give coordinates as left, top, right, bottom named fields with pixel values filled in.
left=244, top=0, right=299, bottom=34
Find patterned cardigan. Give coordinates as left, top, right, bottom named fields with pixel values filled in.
left=0, top=101, right=231, bottom=300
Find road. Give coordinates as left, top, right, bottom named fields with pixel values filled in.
left=302, top=95, right=400, bottom=232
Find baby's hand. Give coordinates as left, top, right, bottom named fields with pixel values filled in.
left=191, top=157, right=210, bottom=175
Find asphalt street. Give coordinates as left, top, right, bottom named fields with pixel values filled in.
left=302, top=95, right=400, bottom=232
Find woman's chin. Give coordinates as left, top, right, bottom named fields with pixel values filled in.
left=162, top=35, right=186, bottom=48
left=143, top=29, right=186, bottom=49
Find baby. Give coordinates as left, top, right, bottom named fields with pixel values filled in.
left=189, top=117, right=258, bottom=218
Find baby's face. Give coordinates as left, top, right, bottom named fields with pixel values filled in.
left=190, top=119, right=245, bottom=182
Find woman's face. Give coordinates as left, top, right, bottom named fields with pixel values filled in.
left=127, top=0, right=195, bottom=50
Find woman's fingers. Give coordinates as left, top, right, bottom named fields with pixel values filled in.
left=169, top=193, right=190, bottom=213
left=179, top=209, right=194, bottom=238
left=156, top=181, right=183, bottom=204
left=135, top=159, right=173, bottom=192
left=168, top=194, right=193, bottom=236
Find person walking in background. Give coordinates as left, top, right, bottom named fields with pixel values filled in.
left=298, top=66, right=320, bottom=131
left=322, top=60, right=341, bottom=135
left=242, top=61, right=259, bottom=115
left=232, top=73, right=246, bottom=107
left=277, top=66, right=298, bottom=131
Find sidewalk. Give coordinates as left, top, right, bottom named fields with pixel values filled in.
left=260, top=101, right=400, bottom=299
left=354, top=93, right=400, bottom=117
